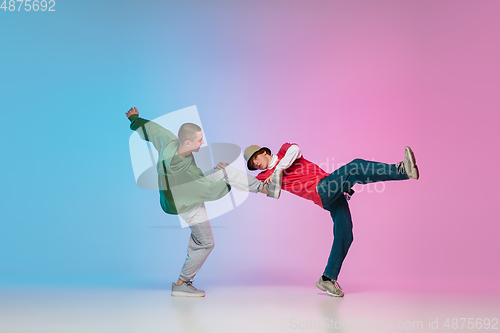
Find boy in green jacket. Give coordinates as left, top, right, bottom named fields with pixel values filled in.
left=126, top=107, right=277, bottom=297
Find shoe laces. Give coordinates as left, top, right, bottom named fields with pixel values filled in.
left=395, top=161, right=406, bottom=175
left=184, top=280, right=197, bottom=290
left=333, top=280, right=342, bottom=291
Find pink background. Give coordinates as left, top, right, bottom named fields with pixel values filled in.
left=198, top=0, right=500, bottom=292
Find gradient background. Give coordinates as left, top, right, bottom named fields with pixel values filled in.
left=1, top=0, right=499, bottom=293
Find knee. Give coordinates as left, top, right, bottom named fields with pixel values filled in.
left=201, top=235, right=215, bottom=251
left=347, top=159, right=365, bottom=177
left=349, top=158, right=364, bottom=166
left=190, top=232, right=215, bottom=251
left=202, top=235, right=215, bottom=252
left=196, top=240, right=214, bottom=254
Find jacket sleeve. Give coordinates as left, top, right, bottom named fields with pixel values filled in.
left=128, top=114, right=178, bottom=152
left=276, top=144, right=302, bottom=170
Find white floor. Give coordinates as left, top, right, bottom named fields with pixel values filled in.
left=1, top=285, right=499, bottom=333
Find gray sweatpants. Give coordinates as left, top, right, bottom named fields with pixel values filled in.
left=178, top=165, right=263, bottom=282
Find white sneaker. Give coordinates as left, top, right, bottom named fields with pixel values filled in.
left=171, top=281, right=206, bottom=297
left=403, top=146, right=419, bottom=180
left=316, top=277, right=344, bottom=297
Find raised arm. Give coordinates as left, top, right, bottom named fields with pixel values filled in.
left=125, top=107, right=184, bottom=177
left=125, top=107, right=178, bottom=145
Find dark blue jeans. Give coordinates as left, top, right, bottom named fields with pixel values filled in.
left=316, top=159, right=409, bottom=280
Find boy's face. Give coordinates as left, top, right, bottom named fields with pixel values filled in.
left=187, top=131, right=204, bottom=152
left=251, top=151, right=270, bottom=170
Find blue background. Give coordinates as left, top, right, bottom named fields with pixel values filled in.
left=0, top=0, right=234, bottom=287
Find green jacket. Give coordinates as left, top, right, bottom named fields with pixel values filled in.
left=128, top=114, right=230, bottom=215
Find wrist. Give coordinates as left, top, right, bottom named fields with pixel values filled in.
left=128, top=114, right=139, bottom=121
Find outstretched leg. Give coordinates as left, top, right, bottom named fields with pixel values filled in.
left=317, top=158, right=409, bottom=207
left=204, top=165, right=265, bottom=193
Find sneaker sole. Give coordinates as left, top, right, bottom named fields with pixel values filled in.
left=405, top=146, right=419, bottom=180
left=171, top=291, right=205, bottom=297
left=326, top=290, right=344, bottom=297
